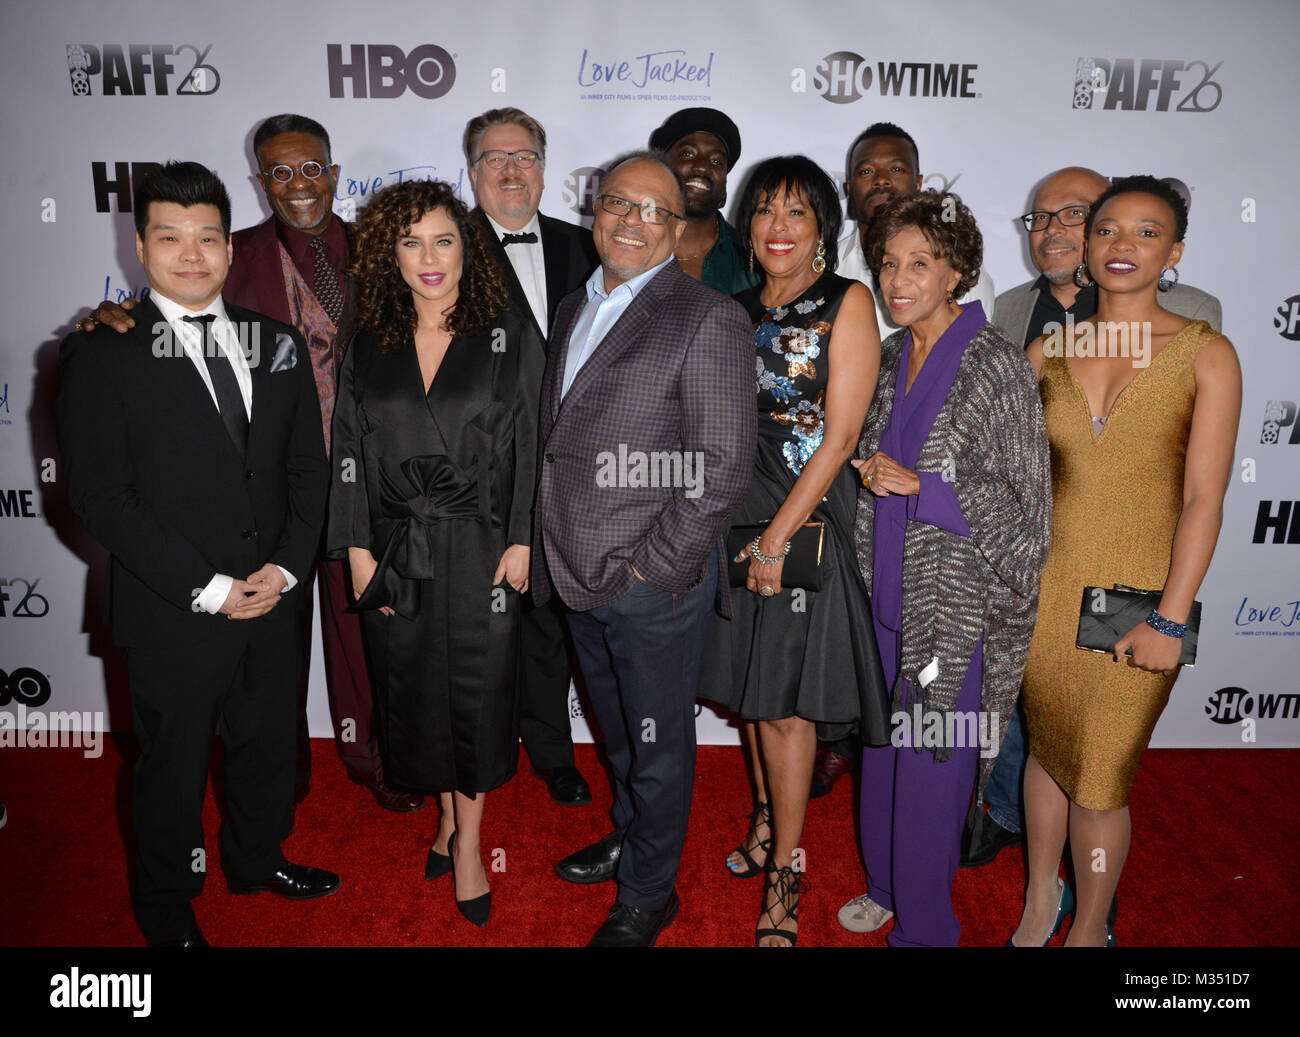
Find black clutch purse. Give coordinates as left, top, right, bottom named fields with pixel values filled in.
left=726, top=522, right=825, bottom=591
left=1076, top=584, right=1201, bottom=667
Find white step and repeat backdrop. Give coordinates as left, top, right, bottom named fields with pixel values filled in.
left=2, top=0, right=1297, bottom=749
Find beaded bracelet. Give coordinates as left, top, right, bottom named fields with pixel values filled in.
left=1145, top=608, right=1187, bottom=639
left=749, top=536, right=791, bottom=565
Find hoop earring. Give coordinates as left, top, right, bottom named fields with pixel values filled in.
left=1157, top=265, right=1180, bottom=292
left=812, top=239, right=826, bottom=273
left=1074, top=263, right=1093, bottom=288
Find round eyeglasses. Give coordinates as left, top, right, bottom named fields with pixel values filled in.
left=261, top=161, right=330, bottom=183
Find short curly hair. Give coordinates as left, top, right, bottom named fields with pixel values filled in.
left=1085, top=173, right=1188, bottom=243
left=348, top=179, right=508, bottom=353
left=866, top=190, right=982, bottom=298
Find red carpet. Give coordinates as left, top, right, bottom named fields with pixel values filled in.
left=0, top=740, right=1296, bottom=947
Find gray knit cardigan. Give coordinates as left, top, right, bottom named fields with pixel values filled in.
left=854, top=320, right=1052, bottom=794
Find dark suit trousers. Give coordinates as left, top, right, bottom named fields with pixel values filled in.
left=564, top=556, right=717, bottom=910
left=127, top=617, right=301, bottom=943
left=518, top=594, right=576, bottom=770
left=295, top=557, right=380, bottom=792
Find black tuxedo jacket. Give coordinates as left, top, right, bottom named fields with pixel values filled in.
left=474, top=208, right=598, bottom=347
left=55, top=296, right=330, bottom=647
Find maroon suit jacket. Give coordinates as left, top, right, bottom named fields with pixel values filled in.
left=223, top=215, right=359, bottom=364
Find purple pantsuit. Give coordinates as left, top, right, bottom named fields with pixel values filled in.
left=859, top=304, right=984, bottom=947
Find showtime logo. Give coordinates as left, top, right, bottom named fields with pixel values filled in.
left=804, top=53, right=978, bottom=103
left=1206, top=686, right=1300, bottom=724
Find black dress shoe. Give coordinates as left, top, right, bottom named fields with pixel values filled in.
left=227, top=862, right=341, bottom=899
left=959, top=814, right=1024, bottom=868
left=588, top=889, right=680, bottom=947
left=534, top=765, right=592, bottom=806
left=556, top=830, right=623, bottom=884
left=149, top=925, right=209, bottom=948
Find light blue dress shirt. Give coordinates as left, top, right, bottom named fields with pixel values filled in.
left=560, top=258, right=672, bottom=397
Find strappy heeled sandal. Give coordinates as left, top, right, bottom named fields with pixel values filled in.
left=726, top=800, right=772, bottom=878
left=756, top=862, right=807, bottom=947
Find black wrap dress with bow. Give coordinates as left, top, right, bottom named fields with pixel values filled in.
left=328, top=310, right=543, bottom=794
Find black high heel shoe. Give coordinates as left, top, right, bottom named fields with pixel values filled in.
left=449, top=830, right=491, bottom=927
left=424, top=841, right=451, bottom=881
left=756, top=863, right=807, bottom=947
left=727, top=801, right=772, bottom=879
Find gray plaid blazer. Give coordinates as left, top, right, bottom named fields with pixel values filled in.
left=531, top=260, right=755, bottom=614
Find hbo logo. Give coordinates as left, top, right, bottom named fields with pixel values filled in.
left=327, top=43, right=455, bottom=99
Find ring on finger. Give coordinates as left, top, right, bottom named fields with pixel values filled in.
left=760, top=585, right=775, bottom=597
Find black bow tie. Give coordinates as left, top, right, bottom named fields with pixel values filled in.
left=500, top=231, right=538, bottom=246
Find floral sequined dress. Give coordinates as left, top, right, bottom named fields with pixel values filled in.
left=701, top=273, right=889, bottom=740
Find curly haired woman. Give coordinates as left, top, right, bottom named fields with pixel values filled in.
left=328, top=179, right=543, bottom=927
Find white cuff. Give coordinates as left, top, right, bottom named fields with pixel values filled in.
left=196, top=573, right=233, bottom=615
left=275, top=565, right=297, bottom=593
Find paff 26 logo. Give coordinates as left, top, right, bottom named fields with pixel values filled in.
left=1261, top=401, right=1300, bottom=445
left=1072, top=58, right=1221, bottom=112
left=0, top=579, right=48, bottom=618
left=66, top=44, right=220, bottom=96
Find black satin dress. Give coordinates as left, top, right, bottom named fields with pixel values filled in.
left=328, top=311, right=543, bottom=794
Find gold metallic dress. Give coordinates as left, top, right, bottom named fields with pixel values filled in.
left=1022, top=320, right=1217, bottom=810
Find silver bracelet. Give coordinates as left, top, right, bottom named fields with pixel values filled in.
left=749, top=535, right=790, bottom=565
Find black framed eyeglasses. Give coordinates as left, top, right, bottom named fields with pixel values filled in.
left=1019, top=205, right=1090, bottom=232
left=261, top=161, right=330, bottom=183
left=474, top=149, right=541, bottom=170
left=596, top=193, right=681, bottom=226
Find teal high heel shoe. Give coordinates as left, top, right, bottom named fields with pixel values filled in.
left=1106, top=921, right=1116, bottom=947
left=1006, top=877, right=1074, bottom=947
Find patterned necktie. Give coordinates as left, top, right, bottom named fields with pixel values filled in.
left=500, top=231, right=538, bottom=246
left=309, top=236, right=344, bottom=325
left=183, top=314, right=248, bottom=455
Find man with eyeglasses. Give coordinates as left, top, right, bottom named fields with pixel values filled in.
left=537, top=152, right=753, bottom=945
left=462, top=107, right=600, bottom=809
left=961, top=166, right=1222, bottom=871
left=79, top=114, right=423, bottom=816
left=991, top=166, right=1222, bottom=351
left=648, top=107, right=759, bottom=295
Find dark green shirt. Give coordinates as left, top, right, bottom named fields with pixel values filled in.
left=702, top=214, right=761, bottom=296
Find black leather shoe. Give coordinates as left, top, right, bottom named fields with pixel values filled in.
left=534, top=765, right=592, bottom=806
left=588, top=889, right=680, bottom=947
left=556, top=830, right=623, bottom=884
left=227, top=862, right=341, bottom=899
left=959, top=814, right=1024, bottom=868
left=149, top=925, right=209, bottom=948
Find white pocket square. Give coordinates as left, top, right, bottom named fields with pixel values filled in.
left=269, top=332, right=297, bottom=373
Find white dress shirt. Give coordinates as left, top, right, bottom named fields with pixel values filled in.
left=561, top=258, right=672, bottom=397
left=150, top=290, right=297, bottom=614
left=486, top=211, right=548, bottom=332
left=836, top=225, right=996, bottom=334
